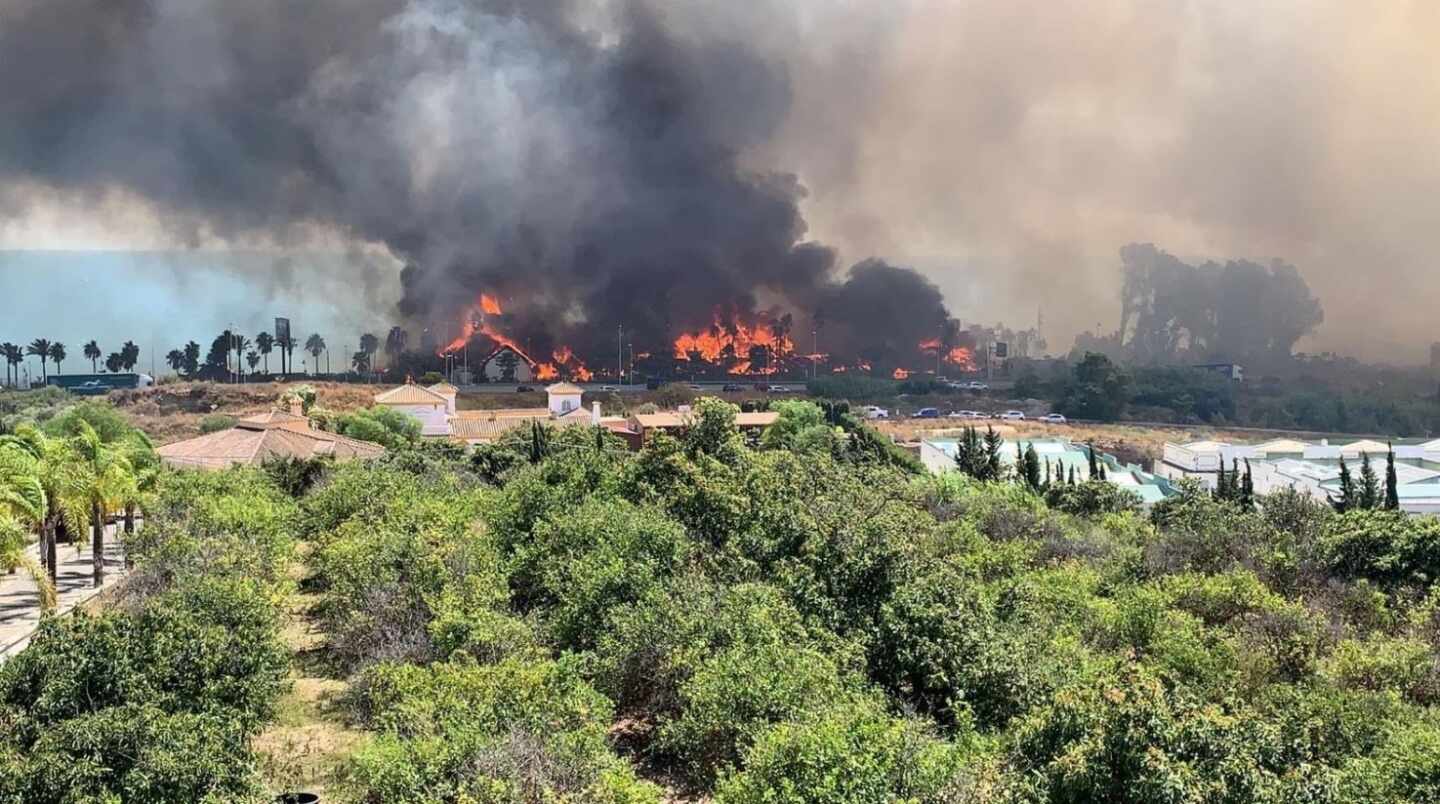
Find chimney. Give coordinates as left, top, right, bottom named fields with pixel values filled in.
left=288, top=399, right=304, bottom=418
left=591, top=401, right=601, bottom=426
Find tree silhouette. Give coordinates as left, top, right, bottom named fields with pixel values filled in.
left=255, top=331, right=275, bottom=374
left=351, top=350, right=371, bottom=373
left=497, top=349, right=519, bottom=382
left=0, top=343, right=21, bottom=387
left=47, top=342, right=66, bottom=376
left=83, top=340, right=101, bottom=372
left=246, top=351, right=260, bottom=373
left=1385, top=445, right=1400, bottom=511
left=1331, top=456, right=1354, bottom=512
left=384, top=326, right=408, bottom=371
left=26, top=339, right=51, bottom=382
left=104, top=353, right=124, bottom=373
left=1358, top=452, right=1380, bottom=510
left=280, top=336, right=298, bottom=375
left=165, top=349, right=186, bottom=373
left=119, top=341, right=140, bottom=372
left=182, top=341, right=201, bottom=377
left=306, top=334, right=326, bottom=376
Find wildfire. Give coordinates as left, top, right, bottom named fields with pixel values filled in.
left=481, top=294, right=503, bottom=316
left=919, top=338, right=977, bottom=371
left=535, top=364, right=558, bottom=381
left=440, top=292, right=594, bottom=381
left=893, top=368, right=911, bottom=380
left=673, top=311, right=794, bottom=363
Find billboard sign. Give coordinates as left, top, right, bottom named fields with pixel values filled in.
left=274, top=317, right=291, bottom=344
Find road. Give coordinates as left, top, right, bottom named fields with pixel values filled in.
left=0, top=526, right=129, bottom=661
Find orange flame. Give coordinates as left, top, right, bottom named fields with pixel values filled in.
left=481, top=294, right=503, bottom=316
left=893, top=368, right=911, bottom=380
left=918, top=338, right=977, bottom=371
left=535, top=363, right=559, bottom=381
left=673, top=311, right=793, bottom=364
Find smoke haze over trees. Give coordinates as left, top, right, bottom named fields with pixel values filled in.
left=1112, top=243, right=1325, bottom=367
left=1, top=1, right=1438, bottom=362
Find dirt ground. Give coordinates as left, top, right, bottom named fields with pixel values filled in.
left=108, top=381, right=387, bottom=445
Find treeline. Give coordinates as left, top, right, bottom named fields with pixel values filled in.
left=1016, top=353, right=1440, bottom=435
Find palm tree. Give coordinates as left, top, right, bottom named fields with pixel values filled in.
left=46, top=419, right=135, bottom=588
left=306, top=334, right=326, bottom=376
left=183, top=341, right=201, bottom=377
left=0, top=343, right=19, bottom=387
left=232, top=335, right=251, bottom=382
left=351, top=350, right=371, bottom=373
left=255, top=331, right=275, bottom=374
left=165, top=349, right=186, bottom=374
left=0, top=436, right=56, bottom=611
left=26, top=338, right=51, bottom=383
left=105, top=352, right=124, bottom=373
left=47, top=342, right=66, bottom=376
left=119, top=341, right=140, bottom=372
left=246, top=350, right=260, bottom=373
left=280, top=336, right=298, bottom=376
left=84, top=340, right=101, bottom=373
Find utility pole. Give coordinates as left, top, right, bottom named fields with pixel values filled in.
left=617, top=324, right=623, bottom=385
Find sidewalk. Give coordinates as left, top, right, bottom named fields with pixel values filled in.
left=0, top=525, right=129, bottom=660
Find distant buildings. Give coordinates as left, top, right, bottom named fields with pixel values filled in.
left=1157, top=437, right=1440, bottom=514
left=920, top=436, right=1178, bottom=506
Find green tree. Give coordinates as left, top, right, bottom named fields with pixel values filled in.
left=46, top=342, right=65, bottom=376
left=83, top=339, right=101, bottom=373
left=164, top=349, right=186, bottom=374
left=1022, top=443, right=1042, bottom=490
left=953, top=426, right=988, bottom=479
left=983, top=426, right=1005, bottom=481
left=245, top=351, right=260, bottom=373
left=1241, top=458, right=1255, bottom=512
left=1332, top=455, right=1355, bottom=513
left=1384, top=445, right=1400, bottom=511
left=1358, top=452, right=1380, bottom=510
left=26, top=339, right=51, bottom=383
left=1058, top=351, right=1131, bottom=421
left=104, top=352, right=124, bottom=374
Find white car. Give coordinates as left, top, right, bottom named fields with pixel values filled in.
left=998, top=410, right=1026, bottom=421
left=861, top=406, right=890, bottom=419
left=1039, top=413, right=1067, bottom=424
left=967, top=381, right=989, bottom=390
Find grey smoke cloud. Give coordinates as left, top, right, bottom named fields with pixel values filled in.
left=2, top=1, right=1436, bottom=362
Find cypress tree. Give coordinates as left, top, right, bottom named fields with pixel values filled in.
left=984, top=427, right=1005, bottom=481
left=1087, top=442, right=1100, bottom=480
left=1241, top=458, right=1255, bottom=512
left=1385, top=444, right=1400, bottom=510
left=1215, top=461, right=1228, bottom=501
left=1044, top=459, right=1052, bottom=489
left=1067, top=465, right=1076, bottom=485
left=954, top=426, right=984, bottom=479
left=1359, top=451, right=1380, bottom=510
left=1230, top=458, right=1242, bottom=501
left=1332, top=455, right=1354, bottom=513
left=1023, top=444, right=1042, bottom=490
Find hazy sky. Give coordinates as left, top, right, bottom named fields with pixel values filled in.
left=3, top=0, right=1438, bottom=364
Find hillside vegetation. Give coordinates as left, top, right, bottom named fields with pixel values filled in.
left=2, top=397, right=1439, bottom=802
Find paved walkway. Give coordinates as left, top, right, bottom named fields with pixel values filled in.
left=0, top=524, right=129, bottom=660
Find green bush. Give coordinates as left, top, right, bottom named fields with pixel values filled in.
left=198, top=412, right=237, bottom=433
left=349, top=656, right=659, bottom=803
left=714, top=702, right=976, bottom=803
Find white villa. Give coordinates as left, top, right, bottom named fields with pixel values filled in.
left=374, top=380, right=633, bottom=446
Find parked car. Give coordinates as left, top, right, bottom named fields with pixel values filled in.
left=722, top=383, right=745, bottom=392
left=599, top=385, right=617, bottom=392
left=998, top=410, right=1026, bottom=421
left=861, top=405, right=890, bottom=419
left=968, top=381, right=989, bottom=390
left=768, top=385, right=791, bottom=393
left=1039, top=413, right=1067, bottom=424
left=688, top=383, right=704, bottom=391
left=515, top=385, right=534, bottom=393
left=958, top=410, right=986, bottom=420
left=913, top=407, right=941, bottom=419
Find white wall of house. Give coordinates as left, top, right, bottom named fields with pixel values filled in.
left=548, top=390, right=582, bottom=416
left=480, top=350, right=534, bottom=382
left=384, top=403, right=451, bottom=436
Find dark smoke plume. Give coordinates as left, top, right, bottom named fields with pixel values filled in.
left=0, top=0, right=950, bottom=365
